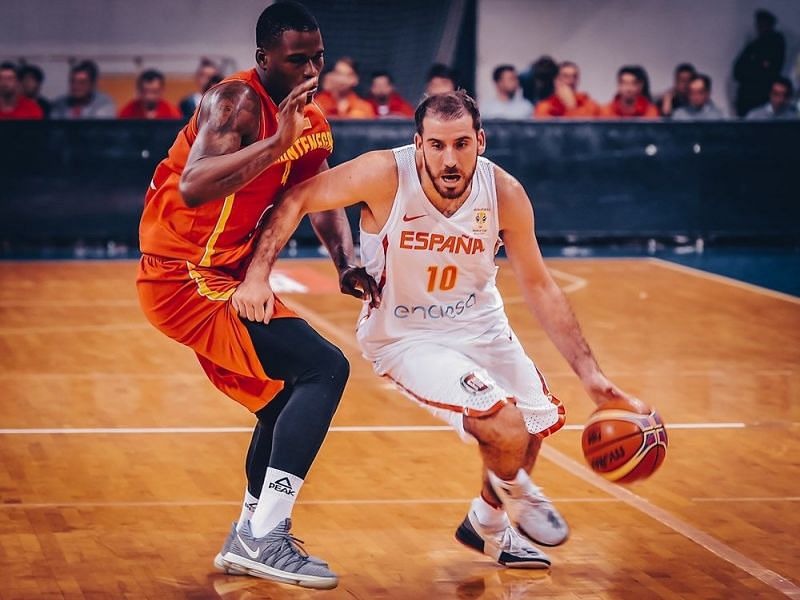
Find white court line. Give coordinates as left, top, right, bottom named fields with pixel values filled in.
left=548, top=268, right=588, bottom=294
left=691, top=497, right=800, bottom=503
left=540, top=445, right=800, bottom=598
left=0, top=423, right=747, bottom=435
left=648, top=257, right=800, bottom=305
left=0, top=497, right=622, bottom=510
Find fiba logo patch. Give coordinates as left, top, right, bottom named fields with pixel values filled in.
left=268, top=477, right=296, bottom=496
left=460, top=371, right=493, bottom=394
left=473, top=209, right=489, bottom=235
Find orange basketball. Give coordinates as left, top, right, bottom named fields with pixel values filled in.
left=581, top=399, right=668, bottom=484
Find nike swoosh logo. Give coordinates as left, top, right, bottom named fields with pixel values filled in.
left=403, top=214, right=426, bottom=222
left=237, top=535, right=260, bottom=559
left=149, top=179, right=156, bottom=190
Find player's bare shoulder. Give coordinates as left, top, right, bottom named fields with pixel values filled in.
left=493, top=164, right=534, bottom=231
left=352, top=150, right=399, bottom=203
left=196, top=80, right=262, bottom=145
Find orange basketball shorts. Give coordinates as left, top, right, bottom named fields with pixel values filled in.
left=136, top=253, right=297, bottom=412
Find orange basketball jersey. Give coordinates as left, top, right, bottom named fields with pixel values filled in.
left=139, top=68, right=333, bottom=267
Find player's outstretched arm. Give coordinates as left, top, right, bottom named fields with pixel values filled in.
left=179, top=77, right=317, bottom=207
left=231, top=150, right=396, bottom=323
left=496, top=166, right=636, bottom=407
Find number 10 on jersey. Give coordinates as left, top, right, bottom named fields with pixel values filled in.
left=426, top=265, right=458, bottom=292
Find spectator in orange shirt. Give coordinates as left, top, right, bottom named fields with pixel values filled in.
left=367, top=71, right=414, bottom=118
left=119, top=70, right=181, bottom=120
left=314, top=57, right=375, bottom=119
left=535, top=61, right=600, bottom=119
left=600, top=66, right=660, bottom=119
left=0, top=62, right=43, bottom=120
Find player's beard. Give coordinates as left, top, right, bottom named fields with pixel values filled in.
left=422, top=149, right=477, bottom=200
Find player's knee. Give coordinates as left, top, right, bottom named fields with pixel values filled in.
left=316, top=343, right=350, bottom=391
left=464, top=402, right=528, bottom=449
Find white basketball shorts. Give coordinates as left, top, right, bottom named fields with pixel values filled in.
left=367, top=326, right=565, bottom=443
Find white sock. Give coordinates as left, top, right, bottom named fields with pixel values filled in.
left=250, top=468, right=304, bottom=537
left=236, top=489, right=259, bottom=531
left=472, top=495, right=508, bottom=531
left=489, top=468, right=536, bottom=497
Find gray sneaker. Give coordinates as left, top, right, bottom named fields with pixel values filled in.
left=489, top=473, right=569, bottom=547
left=455, top=503, right=551, bottom=569
left=213, top=523, right=246, bottom=575
left=222, top=519, right=338, bottom=589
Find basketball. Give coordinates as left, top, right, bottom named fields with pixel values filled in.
left=581, top=399, right=668, bottom=483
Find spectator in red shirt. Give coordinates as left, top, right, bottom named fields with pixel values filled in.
left=0, top=62, right=43, bottom=120
left=535, top=61, right=601, bottom=119
left=600, top=66, right=660, bottom=119
left=19, top=64, right=51, bottom=118
left=367, top=71, right=414, bottom=118
left=315, top=57, right=375, bottom=119
left=118, top=69, right=181, bottom=120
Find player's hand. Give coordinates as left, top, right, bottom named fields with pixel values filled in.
left=582, top=371, right=649, bottom=412
left=339, top=266, right=381, bottom=309
left=275, top=77, right=318, bottom=150
left=231, top=275, right=275, bottom=324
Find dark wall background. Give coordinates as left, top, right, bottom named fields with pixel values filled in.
left=0, top=120, right=797, bottom=248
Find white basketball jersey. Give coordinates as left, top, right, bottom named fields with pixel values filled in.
left=357, top=144, right=508, bottom=360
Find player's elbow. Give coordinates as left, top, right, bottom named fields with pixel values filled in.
left=178, top=176, right=202, bottom=208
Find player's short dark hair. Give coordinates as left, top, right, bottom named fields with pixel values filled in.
left=371, top=70, right=392, bottom=83
left=256, top=1, right=319, bottom=49
left=71, top=60, right=99, bottom=83
left=19, top=64, right=44, bottom=83
left=415, top=90, right=481, bottom=135
left=772, top=76, right=793, bottom=96
left=492, top=64, right=515, bottom=83
left=138, top=69, right=165, bottom=87
left=690, top=73, right=711, bottom=92
left=0, top=62, right=18, bottom=77
left=675, top=62, right=696, bottom=76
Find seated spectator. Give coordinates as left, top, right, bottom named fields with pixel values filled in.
left=424, top=63, right=457, bottom=96
left=535, top=61, right=600, bottom=118
left=746, top=77, right=797, bottom=120
left=367, top=71, right=414, bottom=117
left=119, top=69, right=181, bottom=119
left=314, top=57, right=375, bottom=119
left=600, top=66, right=660, bottom=118
left=672, top=74, right=724, bottom=120
left=179, top=58, right=220, bottom=120
left=0, top=62, right=43, bottom=120
left=520, top=55, right=558, bottom=105
left=19, top=64, right=51, bottom=118
left=51, top=60, right=116, bottom=119
left=481, top=65, right=532, bottom=119
left=657, top=63, right=695, bottom=117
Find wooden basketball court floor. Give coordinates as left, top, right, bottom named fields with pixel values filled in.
left=0, top=257, right=798, bottom=599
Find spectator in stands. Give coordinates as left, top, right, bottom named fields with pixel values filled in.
left=424, top=63, right=457, bottom=96
left=734, top=9, right=785, bottom=117
left=119, top=69, right=181, bottom=119
left=657, top=63, right=695, bottom=117
left=481, top=65, right=532, bottom=119
left=600, top=66, right=659, bottom=118
left=19, top=65, right=50, bottom=118
left=51, top=60, right=116, bottom=119
left=745, top=77, right=797, bottom=120
left=367, top=71, right=414, bottom=117
left=179, top=58, right=220, bottom=120
left=672, top=74, right=724, bottom=120
left=0, top=62, right=44, bottom=120
left=520, top=55, right=558, bottom=106
left=534, top=61, right=600, bottom=118
left=314, top=57, right=375, bottom=118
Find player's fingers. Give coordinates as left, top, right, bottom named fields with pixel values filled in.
left=263, top=294, right=275, bottom=324
left=253, top=298, right=265, bottom=323
left=244, top=301, right=256, bottom=322
left=367, top=276, right=382, bottom=308
left=291, top=77, right=318, bottom=99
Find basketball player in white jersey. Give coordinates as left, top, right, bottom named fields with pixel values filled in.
left=231, top=91, right=640, bottom=568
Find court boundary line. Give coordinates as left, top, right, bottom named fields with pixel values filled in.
left=540, top=445, right=800, bottom=598
left=648, top=257, right=800, bottom=304
left=0, top=423, right=747, bottom=435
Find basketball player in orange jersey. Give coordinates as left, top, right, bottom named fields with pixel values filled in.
left=136, top=2, right=379, bottom=590
left=232, top=91, right=646, bottom=569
